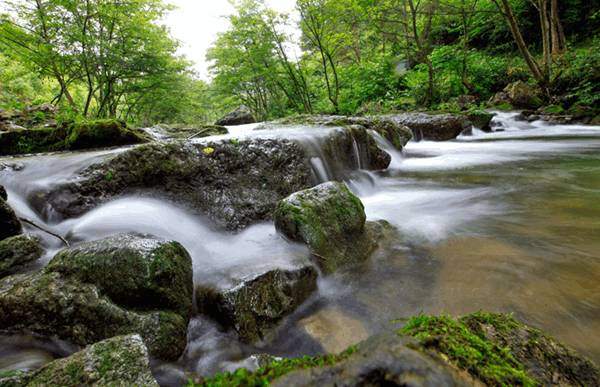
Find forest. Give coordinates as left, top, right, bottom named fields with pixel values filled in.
left=1, top=0, right=599, bottom=125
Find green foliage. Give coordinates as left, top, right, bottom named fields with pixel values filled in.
left=401, top=313, right=536, bottom=386
left=192, top=346, right=357, bottom=386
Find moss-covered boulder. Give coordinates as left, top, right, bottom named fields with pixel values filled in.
left=0, top=119, right=149, bottom=156
left=215, top=106, right=256, bottom=126
left=0, top=198, right=22, bottom=241
left=46, top=233, right=193, bottom=317
left=63, top=119, right=150, bottom=150
left=388, top=112, right=472, bottom=141
left=0, top=271, right=187, bottom=360
left=0, top=334, right=158, bottom=386
left=402, top=312, right=600, bottom=386
left=274, top=182, right=380, bottom=274
left=503, top=81, right=544, bottom=109
left=196, top=265, right=318, bottom=343
left=467, top=110, right=495, bottom=132
left=0, top=235, right=43, bottom=278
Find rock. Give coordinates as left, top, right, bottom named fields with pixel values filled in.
left=466, top=110, right=495, bottom=132
left=46, top=233, right=193, bottom=317
left=0, top=185, right=6, bottom=201
left=274, top=182, right=380, bottom=273
left=0, top=199, right=22, bottom=241
left=387, top=113, right=472, bottom=141
left=457, top=94, right=478, bottom=110
left=0, top=233, right=193, bottom=360
left=145, top=124, right=228, bottom=141
left=0, top=334, right=158, bottom=386
left=0, top=119, right=149, bottom=156
left=272, top=333, right=474, bottom=386
left=503, top=81, right=543, bottom=109
left=321, top=125, right=391, bottom=171
left=32, top=139, right=313, bottom=230
left=216, top=106, right=256, bottom=126
left=196, top=265, right=318, bottom=343
left=0, top=235, right=43, bottom=278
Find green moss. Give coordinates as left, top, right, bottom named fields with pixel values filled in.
left=401, top=313, right=536, bottom=386
left=192, top=346, right=357, bottom=387
left=494, top=102, right=514, bottom=111
left=542, top=105, right=565, bottom=115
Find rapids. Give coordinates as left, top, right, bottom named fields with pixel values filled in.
left=1, top=112, right=599, bottom=384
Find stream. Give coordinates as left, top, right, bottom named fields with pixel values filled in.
left=1, top=112, right=599, bottom=384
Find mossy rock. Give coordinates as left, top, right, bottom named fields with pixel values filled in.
left=46, top=233, right=193, bottom=317
left=64, top=119, right=149, bottom=150
left=504, top=81, right=544, bottom=109
left=541, top=104, right=565, bottom=115
left=0, top=271, right=187, bottom=360
left=0, top=335, right=158, bottom=386
left=196, top=266, right=318, bottom=343
left=0, top=126, right=67, bottom=156
left=274, top=182, right=379, bottom=274
left=0, top=234, right=43, bottom=278
left=0, top=199, right=22, bottom=241
left=466, top=110, right=495, bottom=132
left=402, top=312, right=600, bottom=386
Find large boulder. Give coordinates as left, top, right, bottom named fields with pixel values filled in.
left=274, top=182, right=381, bottom=274
left=46, top=233, right=193, bottom=317
left=0, top=235, right=43, bottom=278
left=387, top=113, right=472, bottom=141
left=0, top=334, right=158, bottom=386
left=503, top=81, right=543, bottom=109
left=0, top=198, right=22, bottom=241
left=0, top=233, right=192, bottom=360
left=196, top=265, right=318, bottom=343
left=31, top=139, right=313, bottom=230
left=216, top=106, right=256, bottom=126
left=466, top=110, right=496, bottom=132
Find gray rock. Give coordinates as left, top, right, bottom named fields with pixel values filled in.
left=0, top=199, right=22, bottom=241
left=387, top=113, right=472, bottom=141
left=0, top=334, right=158, bottom=386
left=216, top=106, right=256, bottom=126
left=0, top=185, right=6, bottom=201
left=196, top=265, right=318, bottom=343
left=46, top=233, right=193, bottom=317
left=0, top=235, right=43, bottom=278
left=274, top=182, right=382, bottom=274
left=273, top=332, right=474, bottom=386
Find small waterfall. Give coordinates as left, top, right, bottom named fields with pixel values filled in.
left=351, top=136, right=363, bottom=170
left=368, top=130, right=405, bottom=169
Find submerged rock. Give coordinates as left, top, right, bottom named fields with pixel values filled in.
left=196, top=265, right=318, bottom=343
left=274, top=182, right=381, bottom=274
left=387, top=112, right=472, bottom=141
left=34, top=139, right=313, bottom=230
left=0, top=235, right=43, bottom=278
left=0, top=233, right=192, bottom=360
left=0, top=198, right=22, bottom=241
left=0, top=334, right=158, bottom=386
left=46, top=233, right=193, bottom=317
left=216, top=106, right=256, bottom=126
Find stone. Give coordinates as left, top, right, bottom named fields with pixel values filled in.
left=0, top=185, right=6, bottom=201
left=46, top=233, right=193, bottom=317
left=0, top=199, right=22, bottom=241
left=0, top=335, right=158, bottom=386
left=274, top=182, right=381, bottom=273
left=503, top=81, right=543, bottom=109
left=196, top=265, right=318, bottom=343
left=0, top=235, right=43, bottom=278
left=215, top=106, right=256, bottom=126
left=387, top=113, right=472, bottom=141
left=466, top=110, right=495, bottom=132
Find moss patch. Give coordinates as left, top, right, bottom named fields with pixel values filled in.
left=401, top=313, right=536, bottom=386
left=192, top=346, right=357, bottom=387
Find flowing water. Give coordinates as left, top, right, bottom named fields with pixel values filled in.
left=1, top=112, right=600, bottom=384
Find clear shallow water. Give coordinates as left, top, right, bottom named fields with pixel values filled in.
left=1, top=114, right=600, bottom=383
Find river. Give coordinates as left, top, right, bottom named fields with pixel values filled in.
left=1, top=112, right=599, bottom=384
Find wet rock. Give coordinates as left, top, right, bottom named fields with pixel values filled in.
left=196, top=265, right=318, bottom=343
left=388, top=113, right=472, bottom=141
left=216, top=106, right=256, bottom=126
left=274, top=182, right=381, bottom=274
left=0, top=334, right=158, bottom=386
left=272, top=333, right=474, bottom=386
left=0, top=185, right=6, bottom=201
left=0, top=198, right=22, bottom=241
left=34, top=139, right=313, bottom=230
left=503, top=81, right=543, bottom=109
left=0, top=235, right=43, bottom=278
left=0, top=233, right=192, bottom=360
left=466, top=111, right=495, bottom=132
left=322, top=125, right=391, bottom=171
left=145, top=124, right=228, bottom=141
left=46, top=233, right=193, bottom=317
